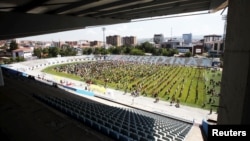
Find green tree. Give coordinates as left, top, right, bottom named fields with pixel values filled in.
left=140, top=42, right=154, bottom=53
left=64, top=47, right=77, bottom=56
left=9, top=40, right=18, bottom=51
left=152, top=48, right=161, bottom=56
left=33, top=47, right=43, bottom=58
left=161, top=48, right=168, bottom=56
left=87, top=48, right=93, bottom=55
left=15, top=56, right=25, bottom=62
left=108, top=47, right=122, bottom=54
left=184, top=52, right=192, bottom=57
left=167, top=48, right=178, bottom=56
left=123, top=46, right=131, bottom=54
left=100, top=47, right=109, bottom=55
left=49, top=47, right=60, bottom=57
left=130, top=48, right=145, bottom=55
left=82, top=48, right=89, bottom=54
left=93, top=47, right=101, bottom=54
left=42, top=47, right=49, bottom=55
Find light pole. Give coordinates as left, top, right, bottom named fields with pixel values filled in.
left=102, top=27, right=106, bottom=49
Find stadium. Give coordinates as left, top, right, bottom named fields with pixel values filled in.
left=0, top=55, right=219, bottom=141
left=1, top=0, right=250, bottom=140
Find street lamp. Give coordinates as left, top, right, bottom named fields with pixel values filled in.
left=102, top=27, right=106, bottom=49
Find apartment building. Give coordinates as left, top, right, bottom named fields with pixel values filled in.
left=122, top=36, right=137, bottom=46
left=106, top=35, right=121, bottom=47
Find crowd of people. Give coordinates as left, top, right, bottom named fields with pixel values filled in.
left=51, top=60, right=221, bottom=108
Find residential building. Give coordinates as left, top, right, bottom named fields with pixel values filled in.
left=12, top=47, right=33, bottom=59
left=193, top=44, right=203, bottom=55
left=65, top=41, right=78, bottom=48
left=122, top=36, right=137, bottom=46
left=209, top=40, right=224, bottom=57
left=203, top=34, right=223, bottom=57
left=204, top=34, right=221, bottom=42
left=182, top=33, right=192, bottom=45
left=106, top=35, right=121, bottom=46
left=153, top=34, right=164, bottom=44
left=161, top=38, right=183, bottom=48
left=90, top=41, right=102, bottom=48
left=175, top=45, right=193, bottom=54
left=78, top=40, right=90, bottom=48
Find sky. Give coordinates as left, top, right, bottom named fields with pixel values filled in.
left=18, top=9, right=227, bottom=42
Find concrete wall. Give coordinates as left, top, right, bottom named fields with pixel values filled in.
left=217, top=0, right=250, bottom=124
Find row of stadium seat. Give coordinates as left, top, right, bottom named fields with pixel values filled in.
left=33, top=94, right=192, bottom=141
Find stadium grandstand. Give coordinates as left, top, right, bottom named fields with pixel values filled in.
left=1, top=55, right=217, bottom=141
left=1, top=0, right=250, bottom=140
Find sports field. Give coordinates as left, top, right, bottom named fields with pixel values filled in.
left=42, top=61, right=222, bottom=109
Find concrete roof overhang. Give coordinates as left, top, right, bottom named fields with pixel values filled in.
left=0, top=0, right=227, bottom=40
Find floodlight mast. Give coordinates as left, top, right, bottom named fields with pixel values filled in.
left=102, top=27, right=106, bottom=49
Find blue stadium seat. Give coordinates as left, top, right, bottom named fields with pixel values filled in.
left=118, top=134, right=131, bottom=141
left=79, top=115, right=85, bottom=123
left=129, top=132, right=140, bottom=141
left=112, top=125, right=121, bottom=132
left=85, top=118, right=92, bottom=127
left=153, top=133, right=161, bottom=139
left=175, top=137, right=184, bottom=141
left=130, top=127, right=138, bottom=134
left=92, top=121, right=101, bottom=131
left=100, top=125, right=109, bottom=135
left=120, top=129, right=129, bottom=136
left=138, top=130, right=146, bottom=137
left=162, top=136, right=172, bottom=141
left=33, top=95, right=193, bottom=141
left=104, top=122, right=112, bottom=129
left=109, top=129, right=119, bottom=140
left=158, top=131, right=165, bottom=137
left=139, top=137, right=149, bottom=141
left=166, top=134, right=174, bottom=140
left=147, top=134, right=155, bottom=140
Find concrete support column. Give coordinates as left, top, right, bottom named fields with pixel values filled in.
left=217, top=0, right=250, bottom=124
left=0, top=67, right=4, bottom=86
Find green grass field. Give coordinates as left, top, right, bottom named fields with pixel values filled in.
left=42, top=61, right=222, bottom=110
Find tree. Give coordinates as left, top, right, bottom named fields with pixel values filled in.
left=100, top=47, right=109, bottom=55
left=9, top=40, right=18, bottom=51
left=33, top=47, right=43, bottom=58
left=184, top=52, right=192, bottom=57
left=168, top=48, right=178, bottom=56
left=108, top=47, right=122, bottom=54
left=15, top=56, right=25, bottom=62
left=123, top=46, right=131, bottom=54
left=49, top=47, right=60, bottom=57
left=42, top=47, right=49, bottom=55
left=140, top=42, right=154, bottom=53
left=93, top=47, right=101, bottom=54
left=130, top=48, right=145, bottom=55
left=161, top=48, right=169, bottom=56
left=152, top=48, right=161, bottom=56
left=82, top=48, right=89, bottom=54
left=64, top=47, right=77, bottom=56
left=87, top=48, right=93, bottom=54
